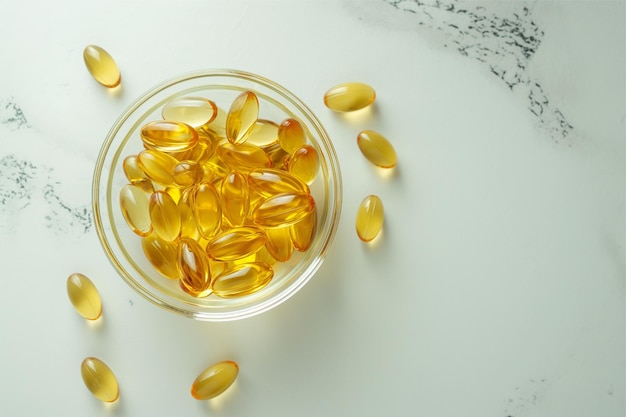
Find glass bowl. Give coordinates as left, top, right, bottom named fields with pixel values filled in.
left=92, top=69, right=342, bottom=321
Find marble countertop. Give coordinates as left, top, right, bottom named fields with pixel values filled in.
left=0, top=1, right=624, bottom=416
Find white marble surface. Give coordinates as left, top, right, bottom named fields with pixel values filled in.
left=0, top=1, right=624, bottom=416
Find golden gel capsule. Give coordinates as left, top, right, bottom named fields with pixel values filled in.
left=178, top=188, right=200, bottom=240
left=247, top=168, right=310, bottom=198
left=191, top=360, right=239, bottom=400
left=356, top=130, right=397, bottom=168
left=162, top=96, right=218, bottom=128
left=264, top=227, right=293, bottom=262
left=141, top=234, right=180, bottom=279
left=216, top=142, right=272, bottom=172
left=137, top=149, right=178, bottom=186
left=323, top=82, right=376, bottom=112
left=220, top=172, right=249, bottom=227
left=178, top=237, right=212, bottom=297
left=173, top=160, right=204, bottom=187
left=212, top=262, right=274, bottom=298
left=252, top=192, right=315, bottom=228
left=80, top=357, right=119, bottom=402
left=122, top=154, right=148, bottom=183
left=226, top=90, right=259, bottom=144
left=356, top=195, right=384, bottom=242
left=277, top=118, right=306, bottom=154
left=205, top=226, right=266, bottom=262
left=191, top=182, right=222, bottom=239
left=149, top=190, right=181, bottom=242
left=173, top=130, right=217, bottom=164
left=287, top=145, right=320, bottom=184
left=66, top=273, right=102, bottom=320
left=247, top=119, right=279, bottom=148
left=140, top=120, right=199, bottom=153
left=119, top=183, right=152, bottom=236
left=290, top=209, right=316, bottom=252
left=83, top=45, right=121, bottom=88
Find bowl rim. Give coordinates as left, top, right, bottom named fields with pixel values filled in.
left=92, top=68, right=342, bottom=321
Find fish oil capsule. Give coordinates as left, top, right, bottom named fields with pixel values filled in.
left=162, top=96, right=218, bottom=128
left=119, top=183, right=152, bottom=236
left=205, top=226, right=266, bottom=262
left=173, top=160, right=204, bottom=187
left=264, top=141, right=290, bottom=169
left=252, top=192, right=315, bottom=228
left=287, top=144, right=320, bottom=184
left=226, top=90, right=259, bottom=144
left=212, top=262, right=274, bottom=298
left=80, top=357, right=119, bottom=402
left=173, top=130, right=217, bottom=164
left=149, top=190, right=181, bottom=242
left=122, top=154, right=148, bottom=183
left=356, top=195, right=384, bottom=242
left=247, top=168, right=310, bottom=198
left=191, top=182, right=222, bottom=239
left=83, top=45, right=121, bottom=88
left=323, top=82, right=376, bottom=112
left=191, top=360, right=239, bottom=400
left=66, top=273, right=102, bottom=320
left=141, top=234, right=180, bottom=279
left=137, top=149, right=178, bottom=186
left=277, top=118, right=306, bottom=153
left=246, top=119, right=279, bottom=148
left=216, top=142, right=272, bottom=172
left=264, top=227, right=293, bottom=262
left=220, top=171, right=250, bottom=227
left=178, top=237, right=212, bottom=297
left=255, top=246, right=279, bottom=265
left=290, top=209, right=316, bottom=252
left=140, top=120, right=199, bottom=153
left=178, top=188, right=200, bottom=240
left=356, top=130, right=397, bottom=168
left=204, top=106, right=228, bottom=137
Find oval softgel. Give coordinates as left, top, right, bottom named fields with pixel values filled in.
left=66, top=273, right=102, bottom=320
left=191, top=360, right=239, bottom=400
left=323, top=82, right=376, bottom=112
left=83, top=45, right=121, bottom=88
left=81, top=357, right=120, bottom=402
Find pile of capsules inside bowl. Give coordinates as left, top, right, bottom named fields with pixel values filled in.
left=71, top=44, right=398, bottom=405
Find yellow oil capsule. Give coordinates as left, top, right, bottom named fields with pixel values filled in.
left=191, top=360, right=239, bottom=400
left=252, top=192, right=315, bottom=228
left=178, top=188, right=200, bottom=240
left=205, top=226, right=266, bottom=262
left=246, top=119, right=279, bottom=148
left=83, top=45, right=121, bottom=88
left=137, top=149, right=178, bottom=186
left=140, top=120, right=199, bottom=153
left=264, top=141, right=290, bottom=169
left=122, top=154, right=148, bottom=183
left=220, top=171, right=249, bottom=227
left=178, top=237, right=212, bottom=297
left=66, top=273, right=102, bottom=320
left=119, top=183, right=152, bottom=236
left=212, top=262, right=274, bottom=298
left=356, top=130, right=397, bottom=168
left=149, top=190, right=181, bottom=242
left=216, top=142, right=272, bottom=172
left=173, top=160, right=204, bottom=187
left=356, top=195, right=384, bottom=242
left=173, top=130, right=217, bottom=164
left=226, top=90, right=259, bottom=144
left=203, top=106, right=228, bottom=137
left=190, top=182, right=222, bottom=239
left=290, top=209, right=316, bottom=252
left=141, top=234, right=180, bottom=279
left=162, top=96, right=218, bottom=128
left=277, top=118, right=306, bottom=153
left=162, top=185, right=182, bottom=204
left=247, top=168, right=310, bottom=198
left=254, top=246, right=278, bottom=265
left=80, top=357, right=119, bottom=403
left=287, top=144, right=320, bottom=184
left=323, top=82, right=376, bottom=112
left=264, top=227, right=293, bottom=261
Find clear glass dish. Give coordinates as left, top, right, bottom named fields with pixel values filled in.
left=92, top=69, right=342, bottom=321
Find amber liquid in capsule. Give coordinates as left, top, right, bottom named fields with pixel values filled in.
left=212, top=262, right=274, bottom=298
left=123, top=155, right=148, bottom=183
left=81, top=357, right=119, bottom=402
left=162, top=96, right=218, bottom=128
left=83, top=45, right=121, bottom=88
left=264, top=227, right=293, bottom=261
left=357, top=130, right=397, bottom=168
left=247, top=168, right=310, bottom=197
left=140, top=120, right=199, bottom=153
left=217, top=142, right=272, bottom=172
left=191, top=182, right=222, bottom=239
left=191, top=360, right=239, bottom=400
left=247, top=119, right=279, bottom=147
left=120, top=183, right=152, bottom=236
left=205, top=226, right=266, bottom=261
left=137, top=149, right=178, bottom=186
left=67, top=273, right=102, bottom=320
left=253, top=192, right=315, bottom=228
left=142, top=234, right=180, bottom=279
left=173, top=160, right=204, bottom=187
left=278, top=118, right=306, bottom=154
left=356, top=195, right=384, bottom=242
left=178, top=237, right=212, bottom=297
left=290, top=209, right=316, bottom=252
left=226, top=90, right=259, bottom=144
left=220, top=171, right=250, bottom=227
left=149, top=190, right=181, bottom=242
left=323, top=82, right=376, bottom=112
left=287, top=144, right=320, bottom=184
